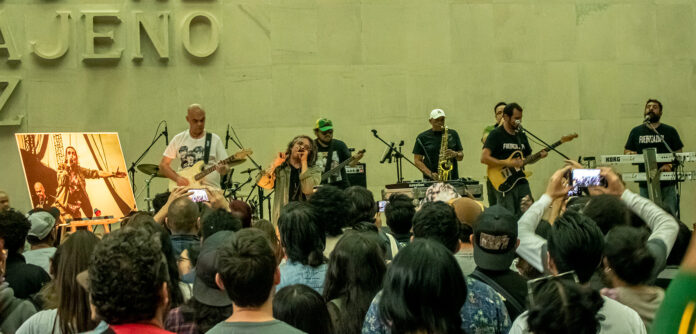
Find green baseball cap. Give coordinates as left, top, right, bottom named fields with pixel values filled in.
left=315, top=118, right=333, bottom=131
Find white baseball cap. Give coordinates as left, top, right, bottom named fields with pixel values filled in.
left=429, top=108, right=446, bottom=120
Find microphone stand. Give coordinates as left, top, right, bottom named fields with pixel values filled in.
left=644, top=120, right=681, bottom=218
left=225, top=124, right=267, bottom=216
left=128, top=129, right=166, bottom=192
left=518, top=125, right=570, bottom=160
left=372, top=130, right=417, bottom=183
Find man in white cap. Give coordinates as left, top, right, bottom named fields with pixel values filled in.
left=24, top=210, right=58, bottom=274
left=413, top=108, right=463, bottom=181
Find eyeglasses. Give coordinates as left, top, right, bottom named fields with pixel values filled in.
left=294, top=142, right=311, bottom=150
left=526, top=270, right=579, bottom=307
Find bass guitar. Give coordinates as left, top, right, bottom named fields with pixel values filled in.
left=487, top=134, right=577, bottom=193
left=321, top=149, right=366, bottom=182
left=169, top=149, right=253, bottom=191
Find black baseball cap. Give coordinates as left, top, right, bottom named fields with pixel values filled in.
left=473, top=205, right=518, bottom=271
left=192, top=231, right=235, bottom=307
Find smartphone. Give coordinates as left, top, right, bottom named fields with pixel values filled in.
left=188, top=189, right=209, bottom=203
left=567, top=169, right=603, bottom=197
left=377, top=200, right=387, bottom=213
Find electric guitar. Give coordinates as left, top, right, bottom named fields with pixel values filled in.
left=169, top=149, right=253, bottom=191
left=487, top=134, right=578, bottom=193
left=321, top=149, right=366, bottom=182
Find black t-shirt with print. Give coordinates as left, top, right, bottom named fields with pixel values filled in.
left=288, top=165, right=306, bottom=202
left=625, top=123, right=684, bottom=187
left=315, top=139, right=352, bottom=189
left=483, top=126, right=533, bottom=161
left=412, top=129, right=463, bottom=180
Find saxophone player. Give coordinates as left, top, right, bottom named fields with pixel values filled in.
left=413, top=109, right=464, bottom=181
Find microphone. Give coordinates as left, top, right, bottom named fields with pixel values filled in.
left=371, top=129, right=378, bottom=137
left=225, top=124, right=230, bottom=149
left=514, top=120, right=525, bottom=133
left=643, top=114, right=652, bottom=123
left=163, top=122, right=169, bottom=145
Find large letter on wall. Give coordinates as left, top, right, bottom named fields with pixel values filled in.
left=82, top=11, right=122, bottom=61
left=31, top=11, right=71, bottom=60
left=0, top=11, right=21, bottom=61
left=0, top=77, right=23, bottom=126
left=133, top=11, right=170, bottom=60
left=181, top=12, right=219, bottom=58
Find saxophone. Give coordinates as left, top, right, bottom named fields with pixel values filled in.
left=437, top=125, right=453, bottom=181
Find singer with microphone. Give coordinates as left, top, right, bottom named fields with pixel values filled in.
left=481, top=103, right=547, bottom=216
left=257, top=135, right=322, bottom=224
left=624, top=99, right=684, bottom=215
left=159, top=104, right=229, bottom=189
left=413, top=108, right=463, bottom=181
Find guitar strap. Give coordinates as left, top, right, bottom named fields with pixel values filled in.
left=203, top=132, right=212, bottom=165
left=514, top=130, right=526, bottom=159
left=323, top=140, right=335, bottom=174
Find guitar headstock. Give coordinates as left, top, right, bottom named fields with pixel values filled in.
left=233, top=148, right=253, bottom=159
left=561, top=133, right=578, bottom=143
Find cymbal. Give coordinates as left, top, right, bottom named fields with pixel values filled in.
left=137, top=164, right=164, bottom=177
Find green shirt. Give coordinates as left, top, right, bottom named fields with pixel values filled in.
left=651, top=271, right=696, bottom=333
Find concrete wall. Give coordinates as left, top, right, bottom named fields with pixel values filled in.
left=1, top=0, right=694, bottom=222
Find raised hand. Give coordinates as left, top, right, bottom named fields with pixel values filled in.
left=544, top=166, right=573, bottom=200
left=588, top=167, right=625, bottom=196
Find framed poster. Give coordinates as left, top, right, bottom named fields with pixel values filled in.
left=15, top=133, right=136, bottom=222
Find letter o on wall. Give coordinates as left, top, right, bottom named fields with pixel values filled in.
left=181, top=11, right=219, bottom=58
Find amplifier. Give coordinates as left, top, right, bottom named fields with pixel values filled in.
left=346, top=163, right=366, bottom=187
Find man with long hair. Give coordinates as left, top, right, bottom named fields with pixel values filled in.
left=258, top=135, right=322, bottom=224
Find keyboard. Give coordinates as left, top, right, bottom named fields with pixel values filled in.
left=620, top=171, right=696, bottom=182
left=599, top=152, right=695, bottom=165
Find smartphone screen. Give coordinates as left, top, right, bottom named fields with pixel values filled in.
left=568, top=169, right=602, bottom=197
left=188, top=189, right=209, bottom=203
left=377, top=200, right=387, bottom=213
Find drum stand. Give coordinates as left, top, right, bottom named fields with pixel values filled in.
left=135, top=172, right=159, bottom=212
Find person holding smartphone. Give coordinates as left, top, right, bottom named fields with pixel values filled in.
left=624, top=99, right=684, bottom=216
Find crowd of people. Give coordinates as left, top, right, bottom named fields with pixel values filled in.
left=1, top=163, right=696, bottom=334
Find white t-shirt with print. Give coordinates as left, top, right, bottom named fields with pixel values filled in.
left=163, top=130, right=228, bottom=188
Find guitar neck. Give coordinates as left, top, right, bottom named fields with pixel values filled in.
left=323, top=157, right=354, bottom=179
left=524, top=139, right=562, bottom=165
left=195, top=164, right=218, bottom=181
left=194, top=155, right=237, bottom=181
left=322, top=150, right=364, bottom=180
